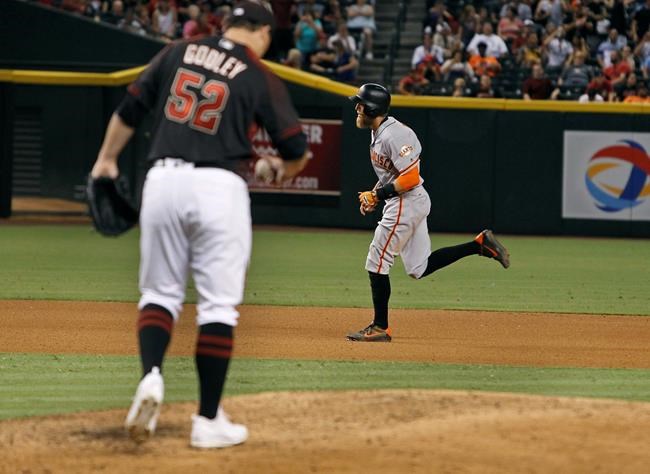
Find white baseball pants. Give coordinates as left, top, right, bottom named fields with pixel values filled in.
left=138, top=160, right=252, bottom=327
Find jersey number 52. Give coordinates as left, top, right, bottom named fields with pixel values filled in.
left=165, top=68, right=230, bottom=135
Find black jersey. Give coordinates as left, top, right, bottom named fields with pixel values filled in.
left=125, top=35, right=307, bottom=168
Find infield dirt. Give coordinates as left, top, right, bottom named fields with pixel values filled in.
left=2, top=301, right=650, bottom=473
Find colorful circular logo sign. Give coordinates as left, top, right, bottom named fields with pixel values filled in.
left=585, top=140, right=650, bottom=212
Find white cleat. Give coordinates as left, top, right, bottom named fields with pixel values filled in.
left=190, top=407, right=248, bottom=449
left=124, top=367, right=164, bottom=443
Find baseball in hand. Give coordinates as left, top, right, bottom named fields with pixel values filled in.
left=254, top=158, right=276, bottom=184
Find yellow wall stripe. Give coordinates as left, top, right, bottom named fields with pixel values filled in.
left=2, top=62, right=650, bottom=114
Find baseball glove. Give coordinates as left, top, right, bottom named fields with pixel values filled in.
left=86, top=175, right=139, bottom=236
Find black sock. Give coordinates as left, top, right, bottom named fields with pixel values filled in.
left=369, top=271, right=391, bottom=329
left=420, top=241, right=481, bottom=278
left=195, top=323, right=233, bottom=420
left=138, top=303, right=174, bottom=377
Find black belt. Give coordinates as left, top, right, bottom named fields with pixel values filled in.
left=194, top=162, right=222, bottom=168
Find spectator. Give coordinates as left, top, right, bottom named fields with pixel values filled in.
left=423, top=0, right=456, bottom=34
left=135, top=3, right=152, bottom=34
left=633, top=30, right=650, bottom=69
left=270, top=0, right=295, bottom=60
left=623, top=84, right=650, bottom=103
left=346, top=0, right=376, bottom=59
left=467, top=22, right=509, bottom=59
left=543, top=25, right=573, bottom=70
left=567, top=6, right=595, bottom=43
left=596, top=27, right=627, bottom=69
left=152, top=0, right=177, bottom=40
left=283, top=48, right=303, bottom=69
left=620, top=45, right=636, bottom=71
left=475, top=74, right=496, bottom=98
left=522, top=63, right=557, bottom=99
left=203, top=2, right=225, bottom=34
left=602, top=50, right=631, bottom=90
left=558, top=51, right=593, bottom=87
left=83, top=0, right=105, bottom=20
left=589, top=0, right=610, bottom=47
left=441, top=49, right=475, bottom=82
left=578, top=87, right=605, bottom=102
left=119, top=6, right=146, bottom=35
left=618, top=72, right=639, bottom=101
left=498, top=6, right=524, bottom=44
left=567, top=35, right=589, bottom=65
left=469, top=42, right=502, bottom=77
left=500, top=0, right=532, bottom=22
left=534, top=0, right=553, bottom=27
left=398, top=68, right=429, bottom=95
left=417, top=54, right=442, bottom=82
left=609, top=0, right=627, bottom=36
left=297, top=0, right=325, bottom=19
left=331, top=39, right=359, bottom=83
left=451, top=77, right=469, bottom=97
left=100, top=0, right=124, bottom=25
left=309, top=42, right=337, bottom=77
left=587, top=74, right=614, bottom=101
left=547, top=0, right=564, bottom=27
left=459, top=4, right=481, bottom=47
left=477, top=5, right=498, bottom=27
left=182, top=4, right=201, bottom=38
left=632, top=0, right=650, bottom=43
left=328, top=22, right=357, bottom=56
left=294, top=10, right=323, bottom=63
left=434, top=22, right=462, bottom=58
left=321, top=0, right=343, bottom=35
left=517, top=31, right=542, bottom=66
left=411, top=32, right=445, bottom=70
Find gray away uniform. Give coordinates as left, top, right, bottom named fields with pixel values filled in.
left=365, top=117, right=433, bottom=279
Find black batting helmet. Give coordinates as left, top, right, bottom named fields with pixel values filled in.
left=349, top=83, right=391, bottom=118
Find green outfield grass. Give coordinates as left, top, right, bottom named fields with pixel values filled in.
left=1, top=225, right=649, bottom=420
left=0, top=225, right=648, bottom=314
left=2, top=353, right=650, bottom=420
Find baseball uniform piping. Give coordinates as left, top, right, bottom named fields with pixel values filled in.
left=377, top=196, right=403, bottom=274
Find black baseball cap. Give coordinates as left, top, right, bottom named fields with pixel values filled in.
left=230, top=1, right=276, bottom=30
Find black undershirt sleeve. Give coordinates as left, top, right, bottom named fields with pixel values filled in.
left=116, top=93, right=149, bottom=128
left=275, top=133, right=308, bottom=161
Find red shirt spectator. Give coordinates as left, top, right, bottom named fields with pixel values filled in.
left=602, top=51, right=632, bottom=87
left=522, top=64, right=555, bottom=100
left=588, top=76, right=614, bottom=101
left=398, top=69, right=429, bottom=95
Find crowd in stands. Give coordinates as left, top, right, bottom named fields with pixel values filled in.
left=399, top=0, right=650, bottom=101
left=32, top=0, right=650, bottom=101
left=35, top=0, right=378, bottom=85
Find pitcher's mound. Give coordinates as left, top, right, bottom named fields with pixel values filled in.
left=3, top=389, right=650, bottom=473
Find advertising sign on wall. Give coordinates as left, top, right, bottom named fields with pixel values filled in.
left=563, top=131, right=650, bottom=221
left=246, top=119, right=342, bottom=196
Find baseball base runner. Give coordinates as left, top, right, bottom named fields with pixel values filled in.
left=347, top=83, right=510, bottom=342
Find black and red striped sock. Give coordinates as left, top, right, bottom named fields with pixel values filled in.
left=195, top=323, right=233, bottom=419
left=137, top=303, right=174, bottom=377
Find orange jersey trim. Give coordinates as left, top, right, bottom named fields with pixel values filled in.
left=377, top=196, right=403, bottom=274
left=395, top=163, right=420, bottom=191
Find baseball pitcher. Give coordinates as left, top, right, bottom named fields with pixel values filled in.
left=90, top=1, right=311, bottom=447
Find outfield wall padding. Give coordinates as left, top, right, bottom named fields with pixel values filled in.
left=1, top=0, right=649, bottom=236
